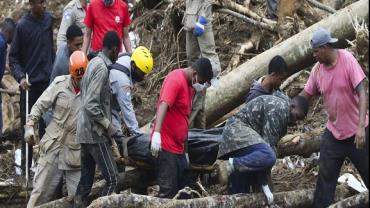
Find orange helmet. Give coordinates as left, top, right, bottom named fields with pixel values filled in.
left=69, top=51, right=88, bottom=79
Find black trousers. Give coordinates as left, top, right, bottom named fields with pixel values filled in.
left=313, top=127, right=369, bottom=208
left=156, top=150, right=192, bottom=198
left=75, top=142, right=119, bottom=203
left=20, top=81, right=48, bottom=171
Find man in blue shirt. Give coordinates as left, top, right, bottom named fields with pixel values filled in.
left=50, top=24, right=83, bottom=82
left=245, top=55, right=288, bottom=103
left=9, top=0, right=55, bottom=172
left=0, top=18, right=16, bottom=137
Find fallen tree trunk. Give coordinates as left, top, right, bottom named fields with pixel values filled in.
left=277, top=128, right=324, bottom=158
left=87, top=185, right=355, bottom=208
left=89, top=189, right=313, bottom=208
left=204, top=0, right=369, bottom=126
left=328, top=191, right=369, bottom=208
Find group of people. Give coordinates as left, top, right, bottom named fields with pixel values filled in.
left=0, top=0, right=368, bottom=208
left=214, top=28, right=369, bottom=208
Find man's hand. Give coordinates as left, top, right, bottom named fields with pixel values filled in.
left=150, top=132, right=161, bottom=157
left=107, top=123, right=119, bottom=138
left=111, top=139, right=123, bottom=163
left=354, top=127, right=366, bottom=149
left=19, top=78, right=31, bottom=91
left=24, top=122, right=35, bottom=145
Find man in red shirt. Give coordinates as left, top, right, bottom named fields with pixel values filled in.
left=82, top=0, right=132, bottom=56
left=150, top=58, right=213, bottom=198
left=300, top=28, right=368, bottom=207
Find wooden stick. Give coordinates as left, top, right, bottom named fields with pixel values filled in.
left=222, top=41, right=255, bottom=75
left=216, top=8, right=276, bottom=32
left=280, top=70, right=310, bottom=90
left=305, top=0, right=336, bottom=14
left=213, top=0, right=277, bottom=25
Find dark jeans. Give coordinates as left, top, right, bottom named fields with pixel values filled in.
left=228, top=143, right=276, bottom=194
left=156, top=150, right=192, bottom=198
left=0, top=95, right=2, bottom=137
left=20, top=81, right=48, bottom=171
left=75, top=142, right=119, bottom=203
left=313, top=127, right=369, bottom=208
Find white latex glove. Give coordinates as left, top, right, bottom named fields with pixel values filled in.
left=262, top=184, right=274, bottom=205
left=24, top=124, right=35, bottom=145
left=150, top=132, right=161, bottom=157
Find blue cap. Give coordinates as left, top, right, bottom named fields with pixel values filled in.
left=311, top=27, right=338, bottom=48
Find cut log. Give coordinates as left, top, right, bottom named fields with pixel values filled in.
left=87, top=185, right=355, bottom=208
left=204, top=0, right=369, bottom=126
left=328, top=191, right=369, bottom=208
left=277, top=128, right=324, bottom=158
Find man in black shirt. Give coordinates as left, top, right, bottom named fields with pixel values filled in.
left=9, top=0, right=55, bottom=173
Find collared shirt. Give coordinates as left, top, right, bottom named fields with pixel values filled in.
left=219, top=95, right=290, bottom=157
left=76, top=52, right=112, bottom=144
left=57, top=0, right=86, bottom=50
left=9, top=11, right=55, bottom=83
left=50, top=43, right=70, bottom=83
left=0, top=32, right=6, bottom=82
left=28, top=75, right=81, bottom=170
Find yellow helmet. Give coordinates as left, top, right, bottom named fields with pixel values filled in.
left=131, top=46, right=154, bottom=74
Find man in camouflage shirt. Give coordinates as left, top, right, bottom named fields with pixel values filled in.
left=217, top=95, right=308, bottom=204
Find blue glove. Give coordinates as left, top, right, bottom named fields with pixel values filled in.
left=193, top=16, right=208, bottom=37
